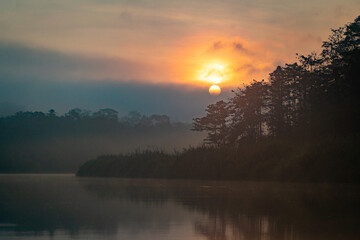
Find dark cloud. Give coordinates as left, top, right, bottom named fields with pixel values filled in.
left=210, top=41, right=225, bottom=51
left=233, top=42, right=250, bottom=54
left=209, top=40, right=252, bottom=55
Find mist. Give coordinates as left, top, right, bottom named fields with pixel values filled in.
left=0, top=110, right=205, bottom=173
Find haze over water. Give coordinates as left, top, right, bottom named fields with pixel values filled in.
left=0, top=174, right=359, bottom=240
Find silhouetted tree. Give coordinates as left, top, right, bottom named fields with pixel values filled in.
left=66, top=108, right=83, bottom=120
left=229, top=80, right=268, bottom=143
left=194, top=15, right=360, bottom=143
left=92, top=108, right=118, bottom=121
left=47, top=109, right=56, bottom=117
left=121, top=111, right=142, bottom=126
left=193, top=101, right=229, bottom=146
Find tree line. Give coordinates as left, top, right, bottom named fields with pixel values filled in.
left=193, top=16, right=360, bottom=146
left=77, top=17, right=360, bottom=182
left=0, top=108, right=174, bottom=141
left=0, top=108, right=197, bottom=173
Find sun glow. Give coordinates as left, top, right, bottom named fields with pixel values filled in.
left=200, top=63, right=226, bottom=84
left=171, top=34, right=260, bottom=89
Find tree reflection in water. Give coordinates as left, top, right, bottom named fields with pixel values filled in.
left=195, top=215, right=295, bottom=240
left=0, top=175, right=359, bottom=240
left=79, top=178, right=360, bottom=240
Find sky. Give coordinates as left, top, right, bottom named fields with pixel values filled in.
left=0, top=0, right=359, bottom=121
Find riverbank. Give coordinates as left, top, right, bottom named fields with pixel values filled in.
left=76, top=136, right=360, bottom=183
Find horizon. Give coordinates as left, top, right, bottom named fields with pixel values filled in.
left=0, top=2, right=359, bottom=239
left=0, top=0, right=359, bottom=121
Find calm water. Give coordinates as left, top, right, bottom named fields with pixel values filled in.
left=0, top=174, right=359, bottom=240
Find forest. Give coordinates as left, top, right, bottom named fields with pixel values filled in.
left=193, top=16, right=359, bottom=145
left=0, top=110, right=201, bottom=172
left=77, top=16, right=360, bottom=182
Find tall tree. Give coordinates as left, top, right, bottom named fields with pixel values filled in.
left=229, top=80, right=268, bottom=143
left=268, top=66, right=287, bottom=136
left=193, top=101, right=229, bottom=146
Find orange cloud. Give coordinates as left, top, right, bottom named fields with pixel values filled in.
left=168, top=32, right=288, bottom=89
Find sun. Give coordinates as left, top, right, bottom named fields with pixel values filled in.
left=200, top=63, right=226, bottom=84
left=209, top=85, right=221, bottom=95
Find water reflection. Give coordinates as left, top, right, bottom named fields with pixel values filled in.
left=0, top=174, right=359, bottom=240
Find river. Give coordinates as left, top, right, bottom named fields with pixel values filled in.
left=0, top=174, right=359, bottom=240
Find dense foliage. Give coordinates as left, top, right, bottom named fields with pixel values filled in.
left=193, top=16, right=360, bottom=145
left=77, top=137, right=359, bottom=182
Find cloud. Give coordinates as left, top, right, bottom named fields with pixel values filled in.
left=233, top=42, right=247, bottom=52
left=208, top=40, right=250, bottom=54
left=235, top=64, right=259, bottom=75
left=0, top=42, right=157, bottom=82
left=209, top=41, right=225, bottom=51
left=0, top=42, right=231, bottom=121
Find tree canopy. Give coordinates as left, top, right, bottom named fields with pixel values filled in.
left=193, top=16, right=360, bottom=146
